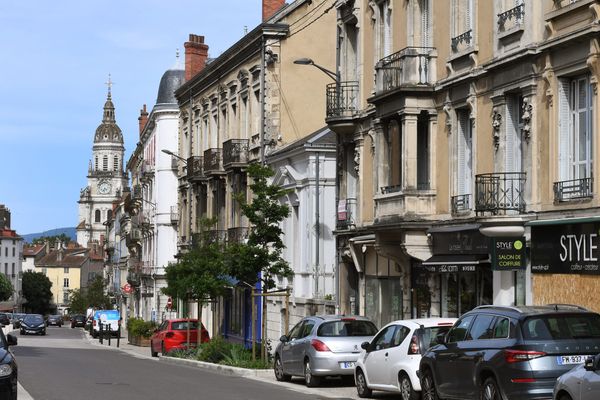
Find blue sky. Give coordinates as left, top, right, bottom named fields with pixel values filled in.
left=0, top=1, right=262, bottom=235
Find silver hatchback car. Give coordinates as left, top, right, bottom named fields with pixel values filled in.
left=274, top=315, right=378, bottom=387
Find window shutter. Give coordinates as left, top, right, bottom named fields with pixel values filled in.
left=557, top=79, right=571, bottom=180
left=421, top=0, right=430, bottom=47
left=505, top=96, right=522, bottom=172
left=457, top=111, right=471, bottom=195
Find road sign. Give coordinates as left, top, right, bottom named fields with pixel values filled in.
left=122, top=283, right=133, bottom=294
left=166, top=297, right=173, bottom=309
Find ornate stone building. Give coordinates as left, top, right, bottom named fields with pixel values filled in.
left=77, top=83, right=128, bottom=247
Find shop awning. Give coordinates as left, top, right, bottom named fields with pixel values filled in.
left=419, top=254, right=490, bottom=273
left=348, top=234, right=375, bottom=273
left=526, top=216, right=600, bottom=226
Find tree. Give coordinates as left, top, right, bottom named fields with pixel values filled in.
left=22, top=271, right=53, bottom=314
left=31, top=233, right=71, bottom=246
left=85, top=276, right=112, bottom=310
left=0, top=274, right=13, bottom=302
left=68, top=288, right=87, bottom=314
left=225, top=163, right=294, bottom=359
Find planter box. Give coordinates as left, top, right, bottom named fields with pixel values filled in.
left=128, top=333, right=151, bottom=347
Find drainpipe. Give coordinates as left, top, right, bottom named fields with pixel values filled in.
left=260, top=36, right=266, bottom=165
left=315, top=152, right=320, bottom=297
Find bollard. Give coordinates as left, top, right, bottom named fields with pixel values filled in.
left=117, top=324, right=120, bottom=348
left=99, top=322, right=103, bottom=344
left=107, top=325, right=111, bottom=346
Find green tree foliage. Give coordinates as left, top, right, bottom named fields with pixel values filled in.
left=85, top=276, right=112, bottom=310
left=226, top=163, right=294, bottom=290
left=0, top=274, right=13, bottom=302
left=31, top=234, right=71, bottom=246
left=22, top=271, right=53, bottom=314
left=68, top=288, right=87, bottom=314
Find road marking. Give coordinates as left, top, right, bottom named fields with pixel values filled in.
left=18, top=382, right=34, bottom=400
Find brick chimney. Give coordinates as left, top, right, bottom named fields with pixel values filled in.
left=263, top=0, right=285, bottom=21
left=184, top=34, right=209, bottom=81
left=138, top=104, right=148, bottom=136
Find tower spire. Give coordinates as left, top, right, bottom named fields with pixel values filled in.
left=105, top=73, right=114, bottom=99
left=102, top=74, right=116, bottom=123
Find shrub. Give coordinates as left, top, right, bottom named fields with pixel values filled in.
left=126, top=317, right=156, bottom=338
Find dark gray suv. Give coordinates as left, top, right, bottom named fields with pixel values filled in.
left=419, top=305, right=600, bottom=400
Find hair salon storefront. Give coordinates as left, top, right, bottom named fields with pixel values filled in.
left=529, top=217, right=600, bottom=313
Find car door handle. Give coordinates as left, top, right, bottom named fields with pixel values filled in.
left=385, top=352, right=389, bottom=357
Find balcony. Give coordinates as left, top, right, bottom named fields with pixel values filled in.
left=554, top=177, right=593, bottom=202
left=336, top=198, right=357, bottom=230
left=170, top=205, right=179, bottom=224
left=126, top=228, right=142, bottom=249
left=374, top=187, right=436, bottom=223
left=223, top=139, right=249, bottom=170
left=132, top=184, right=142, bottom=200
left=228, top=227, right=249, bottom=243
left=186, top=156, right=205, bottom=181
left=126, top=270, right=141, bottom=287
left=140, top=261, right=154, bottom=276
left=141, top=161, right=155, bottom=179
left=203, top=148, right=224, bottom=176
left=475, top=172, right=526, bottom=215
left=372, top=47, right=436, bottom=98
left=208, top=230, right=228, bottom=244
left=451, top=194, right=471, bottom=215
left=325, top=81, right=359, bottom=136
left=498, top=3, right=524, bottom=31
left=451, top=30, right=473, bottom=53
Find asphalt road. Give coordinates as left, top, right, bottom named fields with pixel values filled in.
left=12, top=325, right=349, bottom=400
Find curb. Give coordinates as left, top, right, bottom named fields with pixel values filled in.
left=159, top=356, right=272, bottom=378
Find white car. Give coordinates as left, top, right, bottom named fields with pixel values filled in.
left=554, top=354, right=600, bottom=400
left=354, top=317, right=457, bottom=400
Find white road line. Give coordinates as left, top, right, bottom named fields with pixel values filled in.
left=18, top=382, right=34, bottom=400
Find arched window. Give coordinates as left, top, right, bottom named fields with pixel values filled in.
left=107, top=209, right=112, bottom=221
left=113, top=156, right=119, bottom=171
left=94, top=209, right=101, bottom=223
left=95, top=156, right=99, bottom=171
left=103, top=155, right=108, bottom=171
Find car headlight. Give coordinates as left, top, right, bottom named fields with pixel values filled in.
left=0, top=364, right=12, bottom=377
left=37, top=324, right=45, bottom=328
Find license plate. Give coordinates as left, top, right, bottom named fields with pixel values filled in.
left=340, top=362, right=355, bottom=369
left=557, top=355, right=591, bottom=365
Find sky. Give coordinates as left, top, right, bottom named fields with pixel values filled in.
left=0, top=1, right=262, bottom=235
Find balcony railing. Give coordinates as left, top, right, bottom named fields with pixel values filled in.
left=337, top=198, right=357, bottom=229
left=374, top=47, right=436, bottom=95
left=475, top=172, right=526, bottom=215
left=451, top=29, right=473, bottom=52
left=554, top=177, right=593, bottom=202
left=326, top=81, right=359, bottom=119
left=170, top=205, right=178, bottom=224
left=498, top=3, right=524, bottom=30
left=203, top=148, right=224, bottom=175
left=228, top=227, right=249, bottom=243
left=187, top=156, right=204, bottom=181
left=223, top=139, right=249, bottom=169
left=381, top=185, right=403, bottom=195
left=451, top=194, right=471, bottom=215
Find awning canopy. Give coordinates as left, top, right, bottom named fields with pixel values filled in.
left=419, top=254, right=490, bottom=273
left=526, top=216, right=600, bottom=226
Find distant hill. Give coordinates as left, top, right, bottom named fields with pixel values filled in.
left=22, top=227, right=76, bottom=244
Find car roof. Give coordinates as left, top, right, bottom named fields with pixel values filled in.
left=467, top=304, right=598, bottom=319
left=384, top=318, right=457, bottom=328
left=306, top=315, right=374, bottom=322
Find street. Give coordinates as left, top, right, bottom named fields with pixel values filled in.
left=11, top=325, right=375, bottom=400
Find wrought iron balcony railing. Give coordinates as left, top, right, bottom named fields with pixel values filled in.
left=170, top=205, right=178, bottom=224
left=336, top=197, right=357, bottom=229
left=451, top=29, right=473, bottom=52
left=203, top=148, right=224, bottom=175
left=498, top=3, right=524, bottom=30
left=223, top=139, right=249, bottom=169
left=381, top=185, right=402, bottom=194
left=228, top=227, right=249, bottom=243
left=374, top=47, right=436, bottom=95
left=451, top=194, right=471, bottom=215
left=186, top=156, right=204, bottom=181
left=475, top=172, right=526, bottom=215
left=554, top=177, right=593, bottom=202
left=326, top=81, right=359, bottom=119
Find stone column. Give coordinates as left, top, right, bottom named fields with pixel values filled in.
left=401, top=113, right=419, bottom=190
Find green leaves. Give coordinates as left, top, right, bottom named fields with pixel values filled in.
left=22, top=271, right=53, bottom=314
left=0, top=274, right=13, bottom=302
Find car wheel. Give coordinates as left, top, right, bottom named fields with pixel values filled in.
left=481, top=377, right=501, bottom=400
left=399, top=372, right=418, bottom=400
left=304, top=359, right=321, bottom=387
left=421, top=369, right=439, bottom=400
left=355, top=369, right=372, bottom=398
left=150, top=341, right=158, bottom=358
left=19, top=330, right=24, bottom=335
left=274, top=355, right=291, bottom=382
left=41, top=330, right=46, bottom=336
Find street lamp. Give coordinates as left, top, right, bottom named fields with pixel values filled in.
left=293, top=58, right=339, bottom=83
left=161, top=149, right=187, bottom=164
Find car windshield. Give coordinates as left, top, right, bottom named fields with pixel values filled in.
left=317, top=319, right=378, bottom=337
left=421, top=326, right=452, bottom=349
left=522, top=314, right=600, bottom=340
left=172, top=321, right=199, bottom=330
left=24, top=314, right=44, bottom=324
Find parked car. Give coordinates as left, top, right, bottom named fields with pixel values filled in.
left=419, top=305, right=600, bottom=400
left=0, top=328, right=17, bottom=400
left=91, top=310, right=121, bottom=338
left=354, top=318, right=456, bottom=400
left=150, top=319, right=209, bottom=357
left=0, top=313, right=10, bottom=327
left=11, top=314, right=25, bottom=329
left=20, top=314, right=46, bottom=335
left=554, top=353, right=600, bottom=400
left=46, top=315, right=63, bottom=327
left=70, top=314, right=86, bottom=328
left=274, top=315, right=378, bottom=387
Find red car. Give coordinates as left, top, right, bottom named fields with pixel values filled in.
left=150, top=319, right=209, bottom=357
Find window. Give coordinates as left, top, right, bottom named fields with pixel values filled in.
left=447, top=315, right=475, bottom=342
left=452, top=0, right=473, bottom=38
left=467, top=314, right=495, bottom=340
left=63, top=292, right=69, bottom=303
left=42, top=268, right=47, bottom=275
left=107, top=209, right=112, bottom=221
left=558, top=75, right=593, bottom=181
left=371, top=325, right=397, bottom=351
left=493, top=317, right=510, bottom=339
left=95, top=156, right=98, bottom=171
left=288, top=321, right=304, bottom=340
left=12, top=247, right=15, bottom=257
left=64, top=267, right=69, bottom=274
left=113, top=156, right=119, bottom=171
left=63, top=278, right=69, bottom=288
left=505, top=95, right=524, bottom=173
left=95, top=209, right=101, bottom=223
left=373, top=0, right=392, bottom=60
left=4, top=247, right=6, bottom=257
left=103, top=155, right=108, bottom=171
left=3, top=263, right=6, bottom=274
left=392, top=325, right=411, bottom=346
left=456, top=109, right=473, bottom=197
left=300, top=322, right=315, bottom=338
left=11, top=264, right=14, bottom=276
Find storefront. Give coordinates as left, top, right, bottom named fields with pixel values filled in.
left=529, top=217, right=600, bottom=312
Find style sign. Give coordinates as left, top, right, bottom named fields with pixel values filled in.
left=492, top=237, right=526, bottom=271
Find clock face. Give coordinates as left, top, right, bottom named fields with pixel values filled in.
left=98, top=181, right=111, bottom=195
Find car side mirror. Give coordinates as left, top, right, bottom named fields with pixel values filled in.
left=6, top=334, right=17, bottom=347
left=585, top=356, right=596, bottom=371
left=360, top=341, right=370, bottom=351
left=436, top=332, right=447, bottom=345
left=279, top=335, right=289, bottom=343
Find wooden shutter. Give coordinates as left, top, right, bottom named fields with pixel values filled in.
left=557, top=78, right=571, bottom=180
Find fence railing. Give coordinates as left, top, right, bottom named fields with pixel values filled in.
left=326, top=81, right=359, bottom=119
left=375, top=47, right=436, bottom=94
left=451, top=194, right=471, bottom=214
left=554, top=177, right=593, bottom=202
left=475, top=172, right=526, bottom=215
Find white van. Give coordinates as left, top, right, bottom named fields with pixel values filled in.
left=92, top=310, right=121, bottom=338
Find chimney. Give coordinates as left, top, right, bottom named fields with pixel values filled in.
left=263, top=0, right=285, bottom=21
left=138, top=104, right=148, bottom=136
left=184, top=34, right=209, bottom=81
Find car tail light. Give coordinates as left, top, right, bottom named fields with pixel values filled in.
left=511, top=378, right=536, bottom=383
left=93, top=320, right=96, bottom=327
left=311, top=339, right=331, bottom=352
left=165, top=332, right=174, bottom=338
left=504, top=349, right=546, bottom=363
left=408, top=334, right=420, bottom=355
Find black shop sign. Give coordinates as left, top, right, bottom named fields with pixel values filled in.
left=531, top=222, right=600, bottom=274
left=492, top=237, right=526, bottom=271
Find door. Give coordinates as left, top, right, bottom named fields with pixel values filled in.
left=582, top=360, right=600, bottom=400
left=281, top=320, right=304, bottom=374
left=293, top=321, right=315, bottom=375
left=362, top=325, right=398, bottom=388
left=152, top=321, right=168, bottom=353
